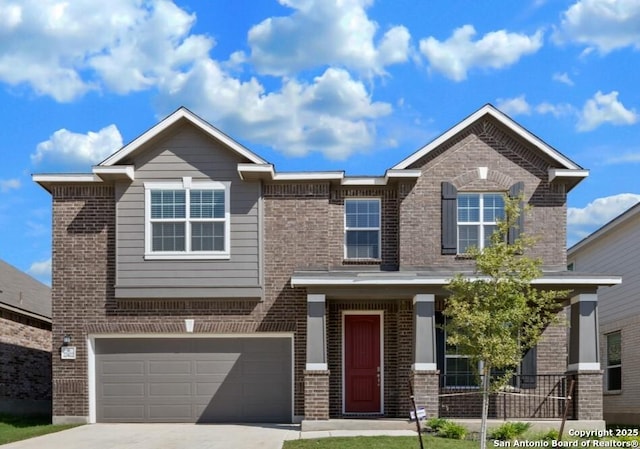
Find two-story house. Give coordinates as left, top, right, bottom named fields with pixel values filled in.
left=569, top=202, right=640, bottom=425
left=34, top=104, right=619, bottom=427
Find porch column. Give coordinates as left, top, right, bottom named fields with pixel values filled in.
left=304, top=293, right=329, bottom=420
left=411, top=294, right=439, bottom=419
left=567, top=293, right=603, bottom=421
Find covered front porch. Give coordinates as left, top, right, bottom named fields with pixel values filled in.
left=292, top=269, right=620, bottom=425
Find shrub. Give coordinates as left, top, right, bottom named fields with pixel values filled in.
left=489, top=422, right=532, bottom=440
left=426, top=417, right=449, bottom=432
left=541, top=429, right=559, bottom=441
left=438, top=421, right=468, bottom=440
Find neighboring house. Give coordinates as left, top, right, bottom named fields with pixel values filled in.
left=568, top=202, right=640, bottom=425
left=0, top=259, right=52, bottom=415
left=33, top=104, right=620, bottom=426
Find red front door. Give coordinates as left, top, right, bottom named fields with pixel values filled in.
left=344, top=314, right=381, bottom=413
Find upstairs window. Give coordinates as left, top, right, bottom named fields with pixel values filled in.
left=144, top=178, right=230, bottom=259
left=457, top=193, right=505, bottom=253
left=344, top=199, right=380, bottom=259
left=441, top=182, right=524, bottom=255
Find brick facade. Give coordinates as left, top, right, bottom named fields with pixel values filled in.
left=0, top=310, right=51, bottom=414
left=45, top=108, right=598, bottom=424
left=569, top=371, right=604, bottom=421
left=400, top=118, right=567, bottom=270
left=304, top=370, right=330, bottom=419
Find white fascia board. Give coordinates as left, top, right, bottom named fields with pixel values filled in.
left=341, top=177, right=387, bottom=186
left=237, top=163, right=275, bottom=180
left=272, top=171, right=344, bottom=181
left=531, top=276, right=621, bottom=286
left=92, top=165, right=135, bottom=181
left=393, top=104, right=582, bottom=170
left=385, top=169, right=422, bottom=179
left=33, top=173, right=102, bottom=191
left=32, top=173, right=99, bottom=183
left=548, top=168, right=589, bottom=182
left=290, top=274, right=622, bottom=287
left=100, top=107, right=267, bottom=166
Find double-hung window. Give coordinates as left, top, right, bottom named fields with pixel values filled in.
left=457, top=193, right=505, bottom=254
left=445, top=340, right=476, bottom=387
left=344, top=199, right=380, bottom=259
left=606, top=331, right=622, bottom=391
left=144, top=178, right=230, bottom=259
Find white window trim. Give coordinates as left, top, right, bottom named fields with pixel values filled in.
left=343, top=198, right=382, bottom=260
left=457, top=192, right=503, bottom=254
left=144, top=177, right=231, bottom=260
left=605, top=331, right=622, bottom=392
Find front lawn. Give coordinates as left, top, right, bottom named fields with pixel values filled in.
left=0, top=414, right=80, bottom=445
left=283, top=435, right=479, bottom=449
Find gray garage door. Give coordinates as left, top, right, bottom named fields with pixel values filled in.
left=95, top=337, right=292, bottom=423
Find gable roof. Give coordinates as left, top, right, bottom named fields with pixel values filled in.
left=100, top=107, right=268, bottom=166
left=569, top=201, right=640, bottom=255
left=34, top=104, right=587, bottom=191
left=393, top=104, right=585, bottom=171
left=0, top=259, right=51, bottom=322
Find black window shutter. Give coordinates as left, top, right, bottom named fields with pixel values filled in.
left=519, top=345, right=537, bottom=389
left=508, top=182, right=525, bottom=244
left=442, top=182, right=458, bottom=254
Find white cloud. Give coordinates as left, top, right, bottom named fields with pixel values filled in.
left=0, top=0, right=213, bottom=101
left=419, top=25, right=543, bottom=81
left=28, top=258, right=51, bottom=279
left=602, top=152, right=640, bottom=165
left=556, top=0, right=640, bottom=53
left=577, top=91, right=638, bottom=131
left=568, top=193, right=640, bottom=227
left=31, top=125, right=123, bottom=167
left=553, top=72, right=574, bottom=86
left=158, top=64, right=391, bottom=159
left=0, top=178, right=20, bottom=192
left=245, top=0, right=410, bottom=76
left=496, top=95, right=532, bottom=116
left=535, top=102, right=576, bottom=118
left=495, top=95, right=576, bottom=118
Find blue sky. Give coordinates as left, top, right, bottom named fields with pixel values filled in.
left=1, top=0, right=639, bottom=285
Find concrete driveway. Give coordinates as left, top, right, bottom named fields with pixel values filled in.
left=1, top=423, right=301, bottom=449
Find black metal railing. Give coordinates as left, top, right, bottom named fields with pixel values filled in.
left=438, top=374, right=572, bottom=419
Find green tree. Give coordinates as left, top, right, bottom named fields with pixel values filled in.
left=444, top=195, right=566, bottom=449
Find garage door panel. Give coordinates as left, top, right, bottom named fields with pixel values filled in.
left=148, top=360, right=192, bottom=375
left=149, top=404, right=193, bottom=421
left=195, top=359, right=239, bottom=374
left=101, top=360, right=145, bottom=375
left=148, top=382, right=192, bottom=397
left=102, top=405, right=145, bottom=420
left=96, top=337, right=291, bottom=423
left=102, top=382, right=145, bottom=398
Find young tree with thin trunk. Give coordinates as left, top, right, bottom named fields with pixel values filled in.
left=445, top=195, right=566, bottom=449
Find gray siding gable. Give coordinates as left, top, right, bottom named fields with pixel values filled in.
left=115, top=123, right=262, bottom=299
